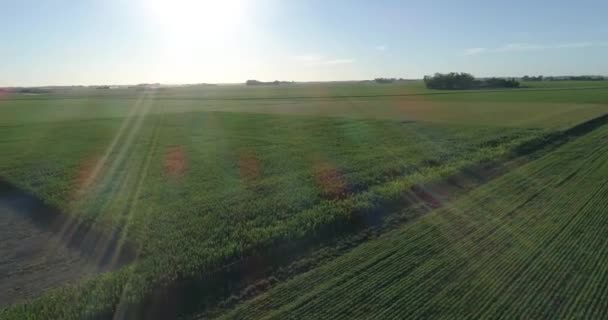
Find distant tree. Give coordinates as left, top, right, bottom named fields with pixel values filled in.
left=246, top=79, right=292, bottom=85
left=246, top=80, right=262, bottom=85
left=424, top=73, right=520, bottom=90
left=525, top=75, right=604, bottom=81
left=567, top=75, right=605, bottom=81
left=374, top=78, right=396, bottom=84
left=15, top=87, right=51, bottom=94
left=522, top=75, right=543, bottom=81
left=424, top=72, right=476, bottom=90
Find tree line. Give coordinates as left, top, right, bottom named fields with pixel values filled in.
left=423, top=73, right=519, bottom=90
left=373, top=78, right=409, bottom=84
left=246, top=80, right=294, bottom=85
left=522, top=75, right=605, bottom=81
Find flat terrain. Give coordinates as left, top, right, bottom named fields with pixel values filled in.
left=221, top=116, right=608, bottom=319
left=3, top=81, right=608, bottom=127
left=1, top=81, right=608, bottom=319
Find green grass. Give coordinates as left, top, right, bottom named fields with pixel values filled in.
left=219, top=112, right=608, bottom=320
left=3, top=81, right=608, bottom=127
left=1, top=82, right=607, bottom=319
left=0, top=112, right=537, bottom=318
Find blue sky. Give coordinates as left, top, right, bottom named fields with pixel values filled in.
left=1, top=0, right=607, bottom=86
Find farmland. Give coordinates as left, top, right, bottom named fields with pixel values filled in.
left=220, top=116, right=608, bottom=319
left=1, top=81, right=608, bottom=319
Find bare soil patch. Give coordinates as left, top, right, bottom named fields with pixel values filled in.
left=0, top=179, right=135, bottom=306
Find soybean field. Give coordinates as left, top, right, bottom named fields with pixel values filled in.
left=1, top=81, right=608, bottom=319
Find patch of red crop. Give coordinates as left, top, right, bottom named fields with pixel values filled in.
left=163, top=145, right=188, bottom=180
left=312, top=157, right=347, bottom=199
left=72, top=153, right=102, bottom=197
left=239, top=150, right=260, bottom=184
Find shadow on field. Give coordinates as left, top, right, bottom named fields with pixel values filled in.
left=8, top=112, right=608, bottom=318
left=115, top=160, right=516, bottom=320
left=113, top=112, right=608, bottom=320
left=0, top=179, right=135, bottom=269
left=513, top=113, right=608, bottom=155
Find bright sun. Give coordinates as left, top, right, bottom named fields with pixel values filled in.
left=143, top=0, right=247, bottom=47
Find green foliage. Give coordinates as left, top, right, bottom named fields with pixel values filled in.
left=373, top=78, right=396, bottom=84
left=1, top=82, right=607, bottom=319
left=545, top=75, right=606, bottom=81
left=220, top=121, right=608, bottom=320
left=424, top=73, right=519, bottom=90
left=0, top=108, right=540, bottom=319
left=522, top=75, right=544, bottom=81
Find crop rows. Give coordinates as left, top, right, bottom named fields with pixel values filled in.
left=220, top=119, right=608, bottom=319
left=0, top=103, right=543, bottom=319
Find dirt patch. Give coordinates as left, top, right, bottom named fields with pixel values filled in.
left=163, top=145, right=188, bottom=180
left=0, top=205, right=98, bottom=306
left=0, top=179, right=135, bottom=306
left=238, top=149, right=260, bottom=184
left=311, top=156, right=348, bottom=200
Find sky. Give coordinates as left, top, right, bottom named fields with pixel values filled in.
left=1, top=0, right=608, bottom=86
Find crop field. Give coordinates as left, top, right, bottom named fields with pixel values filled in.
left=220, top=118, right=608, bottom=319
left=3, top=81, right=608, bottom=127
left=1, top=81, right=608, bottom=319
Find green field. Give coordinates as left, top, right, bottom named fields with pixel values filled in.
left=221, top=115, right=608, bottom=319
left=1, top=81, right=608, bottom=319
left=3, top=81, right=608, bottom=127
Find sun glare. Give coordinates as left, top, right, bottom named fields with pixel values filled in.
left=143, top=0, right=247, bottom=48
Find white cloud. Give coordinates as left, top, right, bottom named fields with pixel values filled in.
left=375, top=45, right=387, bottom=51
left=465, top=41, right=608, bottom=55
left=551, top=42, right=603, bottom=49
left=464, top=47, right=487, bottom=55
left=494, top=43, right=544, bottom=52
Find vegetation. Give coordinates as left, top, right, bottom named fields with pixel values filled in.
left=524, top=75, right=605, bottom=81
left=1, top=81, right=608, bottom=319
left=11, top=87, right=53, bottom=94
left=424, top=73, right=519, bottom=90
left=522, top=75, right=544, bottom=81
left=373, top=78, right=396, bottom=84
left=0, top=112, right=539, bottom=318
left=246, top=80, right=293, bottom=85
left=221, top=120, right=608, bottom=319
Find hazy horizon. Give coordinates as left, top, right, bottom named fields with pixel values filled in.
left=6, top=74, right=608, bottom=88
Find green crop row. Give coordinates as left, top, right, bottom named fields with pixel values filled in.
left=220, top=119, right=608, bottom=320
left=0, top=108, right=541, bottom=319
